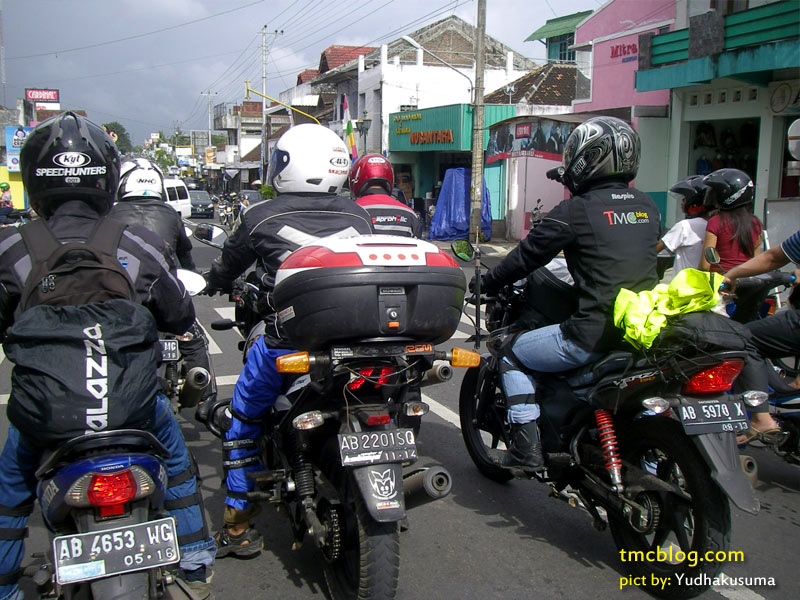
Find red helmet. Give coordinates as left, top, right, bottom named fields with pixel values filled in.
left=349, top=153, right=394, bottom=197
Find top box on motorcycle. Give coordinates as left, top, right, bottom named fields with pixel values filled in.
left=273, top=235, right=466, bottom=349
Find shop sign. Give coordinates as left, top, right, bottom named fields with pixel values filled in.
left=486, top=117, right=574, bottom=165
left=25, top=88, right=59, bottom=103
left=410, top=129, right=454, bottom=144
left=5, top=126, right=33, bottom=172
left=610, top=43, right=637, bottom=63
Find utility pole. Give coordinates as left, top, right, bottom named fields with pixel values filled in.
left=262, top=27, right=283, bottom=185
left=0, top=0, right=6, bottom=107
left=469, top=0, right=487, bottom=243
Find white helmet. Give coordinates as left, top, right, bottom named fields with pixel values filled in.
left=117, top=158, right=165, bottom=201
left=268, top=124, right=350, bottom=194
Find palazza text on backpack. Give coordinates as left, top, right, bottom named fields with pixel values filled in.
left=2, top=217, right=161, bottom=445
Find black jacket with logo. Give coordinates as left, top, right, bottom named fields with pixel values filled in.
left=207, top=192, right=374, bottom=347
left=110, top=197, right=196, bottom=271
left=484, top=181, right=661, bottom=352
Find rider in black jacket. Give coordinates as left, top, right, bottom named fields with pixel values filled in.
left=476, top=116, right=661, bottom=470
left=205, top=124, right=374, bottom=558
left=110, top=158, right=216, bottom=409
left=0, top=113, right=214, bottom=598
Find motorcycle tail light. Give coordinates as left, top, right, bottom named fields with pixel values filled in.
left=66, top=466, right=154, bottom=508
left=366, top=414, right=391, bottom=426
left=682, top=360, right=744, bottom=395
left=87, top=470, right=137, bottom=507
left=425, top=249, right=459, bottom=267
left=348, top=367, right=395, bottom=390
left=450, top=348, right=481, bottom=368
left=279, top=246, right=363, bottom=269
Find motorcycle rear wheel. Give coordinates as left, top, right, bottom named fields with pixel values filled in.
left=458, top=362, right=513, bottom=483
left=609, top=418, right=731, bottom=599
left=322, top=471, right=400, bottom=600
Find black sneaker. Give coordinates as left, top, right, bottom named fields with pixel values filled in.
left=214, top=526, right=263, bottom=558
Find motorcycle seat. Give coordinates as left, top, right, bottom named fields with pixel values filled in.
left=35, top=429, right=170, bottom=479
left=561, top=351, right=651, bottom=388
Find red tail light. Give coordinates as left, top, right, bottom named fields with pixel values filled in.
left=682, top=360, right=744, bottom=395
left=279, top=246, right=362, bottom=269
left=348, top=366, right=395, bottom=390
left=366, top=414, right=391, bottom=426
left=87, top=470, right=137, bottom=507
left=425, top=250, right=459, bottom=267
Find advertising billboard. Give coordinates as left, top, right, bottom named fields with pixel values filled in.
left=5, top=126, right=34, bottom=172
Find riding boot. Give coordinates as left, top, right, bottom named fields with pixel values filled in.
left=502, top=420, right=544, bottom=470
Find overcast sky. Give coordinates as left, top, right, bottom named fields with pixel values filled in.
left=4, top=0, right=602, bottom=145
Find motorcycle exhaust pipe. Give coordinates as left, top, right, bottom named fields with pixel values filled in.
left=403, top=465, right=452, bottom=510
left=178, top=367, right=211, bottom=409
left=420, top=363, right=453, bottom=387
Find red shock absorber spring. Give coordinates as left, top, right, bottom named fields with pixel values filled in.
left=595, top=409, right=623, bottom=492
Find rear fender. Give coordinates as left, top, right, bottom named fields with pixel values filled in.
left=691, top=432, right=759, bottom=514
left=351, top=463, right=405, bottom=522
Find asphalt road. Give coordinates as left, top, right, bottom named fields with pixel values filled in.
left=2, top=215, right=798, bottom=600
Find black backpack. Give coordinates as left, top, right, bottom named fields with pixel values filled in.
left=3, top=217, right=161, bottom=445
left=16, top=218, right=136, bottom=311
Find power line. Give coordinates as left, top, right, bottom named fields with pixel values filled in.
left=8, top=0, right=266, bottom=60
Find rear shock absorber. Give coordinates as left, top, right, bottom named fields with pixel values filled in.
left=595, top=409, right=623, bottom=493
left=288, top=434, right=315, bottom=500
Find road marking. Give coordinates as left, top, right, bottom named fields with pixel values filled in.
left=216, top=375, right=240, bottom=386
left=422, top=393, right=460, bottom=428
left=0, top=347, right=4, bottom=366
left=198, top=323, right=223, bottom=355
left=215, top=307, right=236, bottom=320
left=0, top=394, right=6, bottom=405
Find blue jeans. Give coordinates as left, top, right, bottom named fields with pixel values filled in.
left=0, top=394, right=215, bottom=600
left=225, top=337, right=294, bottom=511
left=502, top=324, right=601, bottom=424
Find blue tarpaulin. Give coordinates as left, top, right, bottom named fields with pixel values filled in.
left=427, top=168, right=492, bottom=241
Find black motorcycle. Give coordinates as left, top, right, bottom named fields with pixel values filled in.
left=195, top=225, right=473, bottom=599
left=452, top=239, right=763, bottom=599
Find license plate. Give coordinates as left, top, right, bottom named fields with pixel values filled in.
left=160, top=339, right=180, bottom=361
left=678, top=398, right=748, bottom=435
left=338, top=428, right=417, bottom=466
left=53, top=517, right=180, bottom=585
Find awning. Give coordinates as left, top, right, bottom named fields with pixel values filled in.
left=525, top=10, right=593, bottom=42
left=224, top=169, right=240, bottom=179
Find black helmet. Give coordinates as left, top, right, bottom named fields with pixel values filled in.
left=670, top=175, right=711, bottom=217
left=703, top=168, right=753, bottom=211
left=20, top=111, right=120, bottom=218
left=561, top=116, right=640, bottom=195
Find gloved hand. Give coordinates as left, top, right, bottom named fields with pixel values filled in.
left=469, top=272, right=498, bottom=296
left=201, top=270, right=230, bottom=297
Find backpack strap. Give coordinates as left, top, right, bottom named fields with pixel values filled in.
left=86, top=217, right=127, bottom=257
left=17, top=219, right=61, bottom=264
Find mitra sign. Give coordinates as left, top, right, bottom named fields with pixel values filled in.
left=25, top=89, right=59, bottom=103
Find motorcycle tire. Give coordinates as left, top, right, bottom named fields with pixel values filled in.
left=89, top=570, right=150, bottom=600
left=322, top=470, right=400, bottom=600
left=609, top=417, right=731, bottom=599
left=458, top=362, right=513, bottom=483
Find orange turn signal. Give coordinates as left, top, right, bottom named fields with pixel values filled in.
left=276, top=352, right=310, bottom=373
left=450, top=347, right=481, bottom=368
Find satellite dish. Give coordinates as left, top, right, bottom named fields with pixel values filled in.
left=788, top=118, right=800, bottom=160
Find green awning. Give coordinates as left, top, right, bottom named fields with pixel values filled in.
left=525, top=10, right=593, bottom=42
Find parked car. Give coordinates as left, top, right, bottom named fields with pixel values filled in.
left=238, top=189, right=262, bottom=206
left=164, top=178, right=191, bottom=219
left=189, top=190, right=215, bottom=218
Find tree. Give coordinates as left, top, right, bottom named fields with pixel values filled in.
left=103, top=121, right=133, bottom=153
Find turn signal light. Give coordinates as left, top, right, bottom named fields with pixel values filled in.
left=276, top=352, right=310, bottom=373
left=293, top=411, right=325, bottom=430
left=450, top=348, right=481, bottom=368
left=682, top=360, right=743, bottom=395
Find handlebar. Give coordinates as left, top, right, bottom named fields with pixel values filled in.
left=719, top=271, right=796, bottom=293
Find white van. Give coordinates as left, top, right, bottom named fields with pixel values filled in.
left=164, top=178, right=191, bottom=219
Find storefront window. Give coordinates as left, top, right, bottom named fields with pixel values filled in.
left=575, top=49, right=592, bottom=102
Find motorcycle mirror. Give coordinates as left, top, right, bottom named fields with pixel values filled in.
left=184, top=225, right=193, bottom=238
left=704, top=246, right=721, bottom=266
left=451, top=239, right=475, bottom=262
left=177, top=269, right=207, bottom=296
left=193, top=223, right=229, bottom=248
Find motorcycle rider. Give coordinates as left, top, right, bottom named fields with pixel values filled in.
left=110, top=158, right=217, bottom=410
left=0, top=113, right=215, bottom=599
left=349, top=153, right=421, bottom=238
left=473, top=116, right=660, bottom=470
left=203, top=123, right=374, bottom=557
left=723, top=230, right=800, bottom=443
left=656, top=175, right=714, bottom=276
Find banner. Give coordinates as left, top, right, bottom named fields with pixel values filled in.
left=486, top=117, right=575, bottom=165
left=5, top=126, right=33, bottom=172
